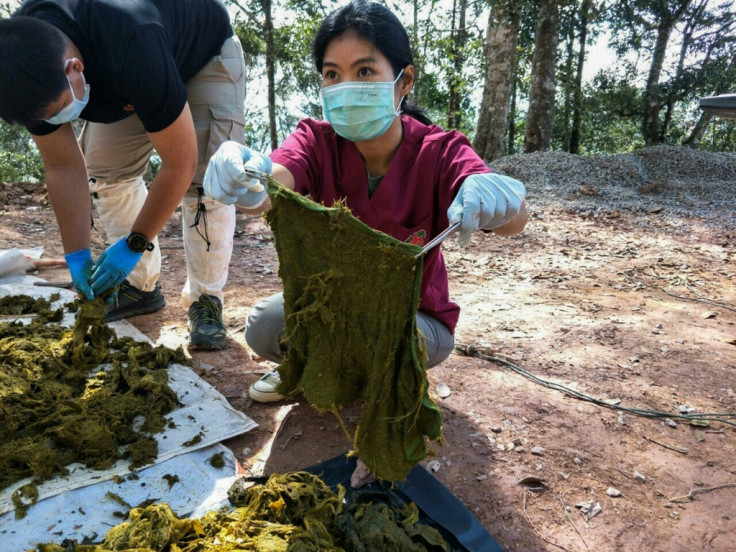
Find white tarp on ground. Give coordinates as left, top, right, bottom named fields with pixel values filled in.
left=2, top=444, right=242, bottom=551
left=0, top=247, right=43, bottom=278
left=0, top=276, right=257, bottom=551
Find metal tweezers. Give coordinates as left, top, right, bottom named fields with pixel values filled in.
left=243, top=167, right=270, bottom=183
left=415, top=222, right=461, bottom=258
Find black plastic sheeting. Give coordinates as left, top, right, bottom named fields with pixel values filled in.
left=304, top=454, right=504, bottom=552
left=699, top=94, right=736, bottom=119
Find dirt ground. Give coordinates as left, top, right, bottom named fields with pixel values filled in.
left=1, top=147, right=734, bottom=552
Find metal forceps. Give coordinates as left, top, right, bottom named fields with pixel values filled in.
left=242, top=167, right=270, bottom=192
left=415, top=222, right=461, bottom=258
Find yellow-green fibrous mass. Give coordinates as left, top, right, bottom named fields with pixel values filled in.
left=37, top=471, right=453, bottom=551
left=0, top=294, right=186, bottom=518
left=265, top=182, right=443, bottom=482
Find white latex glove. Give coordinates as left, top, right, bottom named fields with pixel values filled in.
left=447, top=173, right=526, bottom=247
left=203, top=141, right=272, bottom=209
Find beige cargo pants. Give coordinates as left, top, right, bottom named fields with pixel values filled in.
left=79, top=35, right=246, bottom=307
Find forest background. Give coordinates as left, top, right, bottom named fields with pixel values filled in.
left=1, top=0, right=735, bottom=183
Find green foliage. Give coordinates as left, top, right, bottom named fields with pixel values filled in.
left=700, top=119, right=736, bottom=153
left=272, top=18, right=323, bottom=118
left=1, top=0, right=731, bottom=175
left=234, top=20, right=266, bottom=63
left=574, top=69, right=646, bottom=154
left=0, top=122, right=44, bottom=183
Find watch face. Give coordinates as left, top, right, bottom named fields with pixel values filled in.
left=127, top=233, right=149, bottom=253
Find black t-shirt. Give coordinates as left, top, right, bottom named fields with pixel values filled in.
left=18, top=0, right=233, bottom=135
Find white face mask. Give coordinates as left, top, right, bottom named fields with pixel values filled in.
left=44, top=59, right=90, bottom=125
left=320, top=70, right=405, bottom=142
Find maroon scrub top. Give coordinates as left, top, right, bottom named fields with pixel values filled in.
left=270, top=115, right=490, bottom=333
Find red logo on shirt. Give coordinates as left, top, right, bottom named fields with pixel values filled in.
left=407, top=230, right=426, bottom=247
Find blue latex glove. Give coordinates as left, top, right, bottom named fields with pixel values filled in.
left=65, top=248, right=94, bottom=300
left=90, top=236, right=143, bottom=295
left=447, top=173, right=526, bottom=247
left=203, top=141, right=271, bottom=209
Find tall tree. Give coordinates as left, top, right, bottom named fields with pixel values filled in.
left=559, top=1, right=577, bottom=151
left=262, top=0, right=277, bottom=149
left=523, top=0, right=560, bottom=152
left=447, top=0, right=469, bottom=129
left=411, top=0, right=423, bottom=105
left=607, top=0, right=735, bottom=148
left=474, top=0, right=521, bottom=162
left=661, top=0, right=707, bottom=142
left=410, top=0, right=448, bottom=123
left=684, top=50, right=736, bottom=147
left=229, top=0, right=277, bottom=149
left=507, top=65, right=519, bottom=155
left=569, top=0, right=592, bottom=153
left=661, top=1, right=735, bottom=142
left=634, top=0, right=694, bottom=145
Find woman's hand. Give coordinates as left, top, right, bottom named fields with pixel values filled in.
left=203, top=141, right=271, bottom=209
left=447, top=173, right=527, bottom=246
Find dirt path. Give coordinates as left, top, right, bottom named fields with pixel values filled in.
left=1, top=146, right=734, bottom=551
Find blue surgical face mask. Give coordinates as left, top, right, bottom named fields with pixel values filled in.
left=320, top=70, right=405, bottom=142
left=44, top=60, right=90, bottom=125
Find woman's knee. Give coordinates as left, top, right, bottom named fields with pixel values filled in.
left=245, top=293, right=285, bottom=362
left=416, top=312, right=454, bottom=368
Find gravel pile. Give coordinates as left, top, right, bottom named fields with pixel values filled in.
left=489, top=146, right=736, bottom=226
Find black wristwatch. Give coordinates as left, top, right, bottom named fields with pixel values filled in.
left=126, top=231, right=154, bottom=253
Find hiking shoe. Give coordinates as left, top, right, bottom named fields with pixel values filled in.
left=105, top=280, right=166, bottom=322
left=188, top=294, right=228, bottom=350
left=248, top=370, right=285, bottom=403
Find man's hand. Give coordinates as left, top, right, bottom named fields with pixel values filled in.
left=203, top=141, right=271, bottom=209
left=89, top=237, right=143, bottom=295
left=65, top=248, right=94, bottom=300
left=447, top=173, right=526, bottom=247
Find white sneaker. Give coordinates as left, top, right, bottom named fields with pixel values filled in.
left=248, top=370, right=285, bottom=403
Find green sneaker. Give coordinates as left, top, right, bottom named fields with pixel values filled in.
left=188, top=294, right=228, bottom=350
left=105, top=280, right=166, bottom=322
left=248, top=369, right=285, bottom=403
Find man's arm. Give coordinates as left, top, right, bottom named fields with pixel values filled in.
left=87, top=103, right=197, bottom=295
left=134, top=102, right=198, bottom=240
left=32, top=124, right=92, bottom=253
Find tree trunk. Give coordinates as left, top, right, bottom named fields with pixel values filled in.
left=660, top=0, right=705, bottom=142
left=418, top=0, right=440, bottom=109
left=524, top=0, right=560, bottom=153
left=473, top=1, right=520, bottom=162
left=263, top=0, right=277, bottom=149
left=561, top=2, right=577, bottom=152
left=508, top=67, right=518, bottom=155
left=641, top=26, right=671, bottom=145
left=570, top=0, right=590, bottom=154
left=683, top=112, right=713, bottom=147
left=683, top=51, right=736, bottom=147
left=641, top=0, right=693, bottom=146
left=412, top=0, right=421, bottom=106
left=447, top=0, right=468, bottom=129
